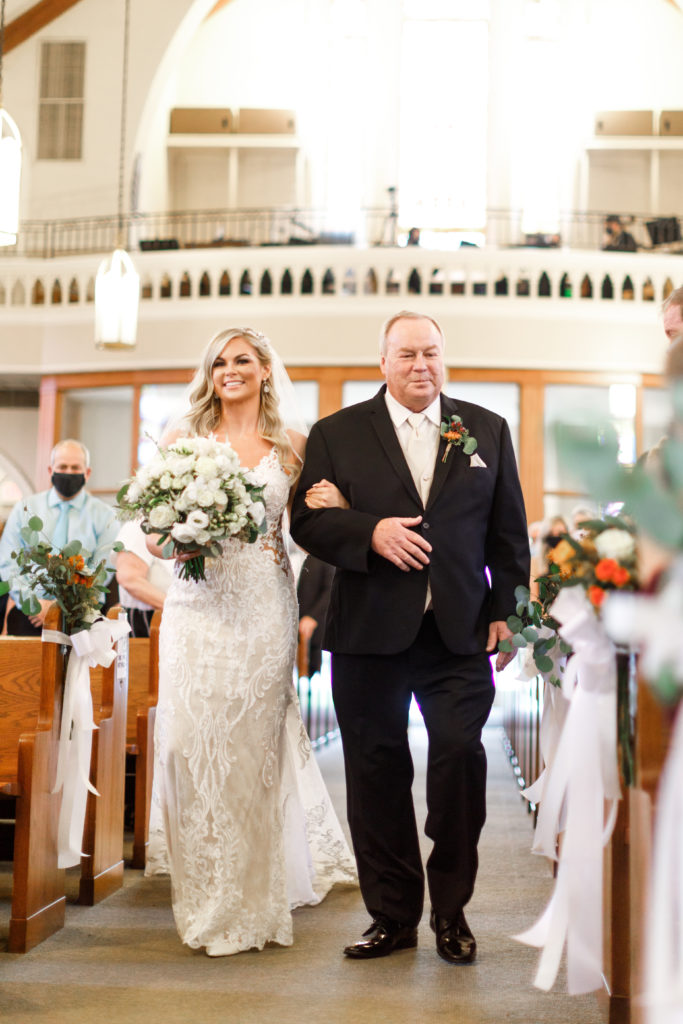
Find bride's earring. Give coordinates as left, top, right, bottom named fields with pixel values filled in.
left=262, top=381, right=270, bottom=394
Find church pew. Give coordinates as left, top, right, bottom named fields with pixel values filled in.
left=0, top=604, right=66, bottom=952
left=78, top=606, right=130, bottom=905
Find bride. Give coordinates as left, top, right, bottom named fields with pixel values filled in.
left=145, top=326, right=356, bottom=956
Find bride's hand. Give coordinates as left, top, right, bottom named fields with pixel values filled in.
left=174, top=547, right=202, bottom=564
left=305, top=479, right=349, bottom=510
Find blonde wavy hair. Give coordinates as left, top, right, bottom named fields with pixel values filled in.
left=182, top=327, right=300, bottom=481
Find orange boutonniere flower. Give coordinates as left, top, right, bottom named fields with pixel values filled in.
left=440, top=415, right=478, bottom=463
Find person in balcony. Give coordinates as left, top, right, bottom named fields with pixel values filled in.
left=602, top=214, right=637, bottom=253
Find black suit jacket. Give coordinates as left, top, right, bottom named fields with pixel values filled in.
left=290, top=386, right=529, bottom=656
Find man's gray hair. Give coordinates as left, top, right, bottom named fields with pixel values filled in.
left=50, top=438, right=91, bottom=469
left=379, top=311, right=445, bottom=356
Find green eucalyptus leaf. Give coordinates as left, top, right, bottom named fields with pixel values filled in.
left=535, top=653, right=555, bottom=673
left=498, top=639, right=513, bottom=653
left=62, top=539, right=83, bottom=558
left=515, top=584, right=530, bottom=603
left=516, top=601, right=527, bottom=617
left=463, top=438, right=477, bottom=455
left=521, top=626, right=539, bottom=643
left=0, top=581, right=8, bottom=596
left=507, top=615, right=523, bottom=633
left=28, top=515, right=44, bottom=531
left=512, top=634, right=527, bottom=648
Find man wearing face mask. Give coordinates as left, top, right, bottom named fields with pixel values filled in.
left=0, top=439, right=118, bottom=635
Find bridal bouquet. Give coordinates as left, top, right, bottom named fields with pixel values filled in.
left=117, top=436, right=267, bottom=582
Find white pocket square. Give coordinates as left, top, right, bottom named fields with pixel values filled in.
left=470, top=454, right=487, bottom=468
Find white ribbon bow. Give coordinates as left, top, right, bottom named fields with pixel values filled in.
left=514, top=586, right=621, bottom=995
left=42, top=616, right=130, bottom=869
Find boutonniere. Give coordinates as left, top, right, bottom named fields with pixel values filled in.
left=440, top=414, right=478, bottom=463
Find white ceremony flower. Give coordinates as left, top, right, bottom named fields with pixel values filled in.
left=187, top=509, right=210, bottom=530
left=159, top=472, right=172, bottom=490
left=171, top=522, right=199, bottom=544
left=148, top=504, right=178, bottom=530
left=213, top=490, right=228, bottom=509
left=197, top=486, right=215, bottom=507
left=249, top=500, right=266, bottom=526
left=126, top=480, right=142, bottom=503
left=594, top=528, right=635, bottom=562
left=195, top=456, right=219, bottom=478
left=135, top=466, right=152, bottom=489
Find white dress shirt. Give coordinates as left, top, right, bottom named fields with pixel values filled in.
left=385, top=389, right=442, bottom=610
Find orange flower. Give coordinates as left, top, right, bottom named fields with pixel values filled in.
left=612, top=565, right=630, bottom=587
left=588, top=585, right=606, bottom=608
left=595, top=558, right=618, bottom=583
left=548, top=539, right=576, bottom=572
left=443, top=431, right=462, bottom=442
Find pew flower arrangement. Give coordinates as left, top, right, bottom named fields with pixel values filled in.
left=499, top=517, right=638, bottom=685
left=116, top=435, right=267, bottom=582
left=0, top=515, right=120, bottom=634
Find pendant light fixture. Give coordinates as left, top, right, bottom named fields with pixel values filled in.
left=95, top=0, right=139, bottom=349
left=0, top=0, right=22, bottom=247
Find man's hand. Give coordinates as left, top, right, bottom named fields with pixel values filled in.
left=371, top=517, right=431, bottom=572
left=298, top=615, right=318, bottom=643
left=28, top=598, right=54, bottom=628
left=487, top=620, right=514, bottom=671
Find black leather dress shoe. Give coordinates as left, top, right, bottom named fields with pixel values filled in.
left=343, top=919, right=418, bottom=959
left=430, top=909, right=477, bottom=964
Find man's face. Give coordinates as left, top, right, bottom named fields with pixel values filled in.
left=381, top=318, right=445, bottom=412
left=49, top=443, right=90, bottom=495
left=663, top=303, right=683, bottom=344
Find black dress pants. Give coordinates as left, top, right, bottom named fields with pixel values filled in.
left=332, top=611, right=494, bottom=927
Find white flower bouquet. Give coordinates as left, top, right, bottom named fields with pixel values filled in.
left=116, top=436, right=267, bottom=582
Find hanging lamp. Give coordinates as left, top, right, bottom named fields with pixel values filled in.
left=0, top=0, right=22, bottom=247
left=95, top=0, right=139, bottom=349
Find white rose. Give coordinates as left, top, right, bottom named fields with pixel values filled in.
left=148, top=504, right=177, bottom=530
left=195, top=456, right=219, bottom=479
left=159, top=472, right=172, bottom=491
left=214, top=490, right=228, bottom=509
left=171, top=522, right=198, bottom=544
left=249, top=500, right=266, bottom=526
left=594, top=528, right=635, bottom=562
left=135, top=466, right=152, bottom=489
left=197, top=487, right=215, bottom=507
left=187, top=509, right=209, bottom=530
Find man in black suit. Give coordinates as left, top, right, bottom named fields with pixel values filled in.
left=290, top=311, right=529, bottom=964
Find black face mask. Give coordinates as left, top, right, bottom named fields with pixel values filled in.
left=544, top=534, right=564, bottom=549
left=51, top=472, right=86, bottom=499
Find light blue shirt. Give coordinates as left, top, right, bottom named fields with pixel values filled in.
left=0, top=487, right=119, bottom=603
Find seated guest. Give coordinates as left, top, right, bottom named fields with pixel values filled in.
left=602, top=214, right=637, bottom=253
left=0, top=439, right=118, bottom=635
left=115, top=519, right=174, bottom=636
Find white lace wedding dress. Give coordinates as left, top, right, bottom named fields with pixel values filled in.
left=145, top=446, right=357, bottom=956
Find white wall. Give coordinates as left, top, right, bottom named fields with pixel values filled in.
left=0, top=407, right=40, bottom=491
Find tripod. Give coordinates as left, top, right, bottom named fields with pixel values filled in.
left=376, top=186, right=398, bottom=246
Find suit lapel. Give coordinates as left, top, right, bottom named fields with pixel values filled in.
left=369, top=390, right=422, bottom=505
left=425, top=394, right=459, bottom=510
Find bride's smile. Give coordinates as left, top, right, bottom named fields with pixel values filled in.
left=212, top=338, right=270, bottom=404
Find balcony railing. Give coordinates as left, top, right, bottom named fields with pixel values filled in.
left=2, top=206, right=682, bottom=259
left=1, top=244, right=679, bottom=314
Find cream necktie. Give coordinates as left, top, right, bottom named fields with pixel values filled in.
left=406, top=413, right=432, bottom=504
